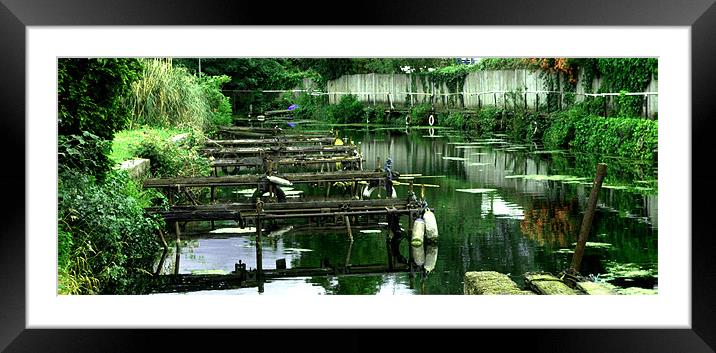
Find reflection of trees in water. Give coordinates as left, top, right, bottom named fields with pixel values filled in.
left=306, top=275, right=383, bottom=295
left=520, top=198, right=580, bottom=247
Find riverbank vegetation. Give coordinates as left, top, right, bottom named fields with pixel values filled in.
left=58, top=58, right=228, bottom=294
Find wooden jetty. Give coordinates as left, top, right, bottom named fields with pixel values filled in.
left=200, top=145, right=359, bottom=158
left=209, top=155, right=363, bottom=169
left=152, top=262, right=410, bottom=293
left=144, top=170, right=396, bottom=189
left=216, top=126, right=332, bottom=139
left=205, top=136, right=337, bottom=147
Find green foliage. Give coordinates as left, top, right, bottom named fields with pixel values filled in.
left=199, top=74, right=234, bottom=126
left=365, top=104, right=388, bottom=124
left=543, top=108, right=658, bottom=161
left=293, top=93, right=329, bottom=121
left=58, top=131, right=113, bottom=179
left=409, top=103, right=433, bottom=125
left=443, top=111, right=466, bottom=129
left=325, top=94, right=366, bottom=124
left=129, top=59, right=233, bottom=131
left=58, top=58, right=143, bottom=178
left=476, top=58, right=530, bottom=70
left=474, top=107, right=502, bottom=135
left=58, top=170, right=165, bottom=294
left=58, top=58, right=143, bottom=140
left=110, top=127, right=189, bottom=164
left=131, top=130, right=210, bottom=178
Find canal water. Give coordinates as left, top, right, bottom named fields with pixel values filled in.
left=160, top=126, right=658, bottom=295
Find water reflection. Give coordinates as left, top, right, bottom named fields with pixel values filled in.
left=163, top=127, right=657, bottom=294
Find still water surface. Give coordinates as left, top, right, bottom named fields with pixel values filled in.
left=161, top=127, right=658, bottom=295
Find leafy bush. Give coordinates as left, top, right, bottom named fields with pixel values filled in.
left=58, top=131, right=113, bottom=179
left=443, top=111, right=465, bottom=129
left=409, top=103, right=433, bottom=125
left=199, top=74, right=234, bottom=127
left=326, top=94, right=365, bottom=123
left=131, top=130, right=210, bottom=178
left=543, top=108, right=658, bottom=161
left=58, top=170, right=165, bottom=294
left=365, top=104, right=388, bottom=124
left=58, top=58, right=143, bottom=178
left=474, top=106, right=501, bottom=135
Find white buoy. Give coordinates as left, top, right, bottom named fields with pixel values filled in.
left=424, top=244, right=438, bottom=273
left=362, top=185, right=377, bottom=198
left=267, top=175, right=293, bottom=186
left=423, top=209, right=438, bottom=241
left=428, top=114, right=435, bottom=126
left=411, top=218, right=425, bottom=247
left=411, top=243, right=425, bottom=267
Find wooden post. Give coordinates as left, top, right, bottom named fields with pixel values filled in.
left=570, top=163, right=608, bottom=274
left=174, top=222, right=181, bottom=275
left=256, top=215, right=263, bottom=282
left=155, top=229, right=169, bottom=276
left=344, top=215, right=354, bottom=242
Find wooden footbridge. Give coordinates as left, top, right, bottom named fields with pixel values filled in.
left=145, top=127, right=435, bottom=293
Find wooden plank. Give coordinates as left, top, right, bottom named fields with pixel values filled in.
left=144, top=171, right=388, bottom=189
left=524, top=273, right=581, bottom=295
left=200, top=145, right=358, bottom=157
left=206, top=137, right=336, bottom=146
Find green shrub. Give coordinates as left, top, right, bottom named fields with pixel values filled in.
left=365, top=104, right=388, bottom=124
left=199, top=74, right=234, bottom=127
left=475, top=106, right=501, bottom=135
left=58, top=58, right=143, bottom=178
left=443, top=111, right=465, bottom=129
left=409, top=103, right=433, bottom=125
left=58, top=131, right=113, bottom=179
left=131, top=130, right=210, bottom=178
left=58, top=170, right=165, bottom=294
left=326, top=94, right=365, bottom=123
left=543, top=108, right=658, bottom=161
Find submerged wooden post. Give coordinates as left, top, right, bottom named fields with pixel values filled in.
left=344, top=215, right=353, bottom=242
left=174, top=222, right=181, bottom=275
left=256, top=215, right=263, bottom=281
left=155, top=229, right=169, bottom=276
left=570, top=163, right=607, bottom=274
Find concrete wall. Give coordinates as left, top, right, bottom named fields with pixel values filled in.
left=327, top=70, right=658, bottom=116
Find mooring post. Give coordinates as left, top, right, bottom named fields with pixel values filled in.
left=155, top=229, right=169, bottom=276
left=344, top=214, right=354, bottom=242
left=570, top=163, right=608, bottom=274
left=174, top=221, right=181, bottom=275
left=407, top=211, right=414, bottom=280
left=256, top=216, right=263, bottom=282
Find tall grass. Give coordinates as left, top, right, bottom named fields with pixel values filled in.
left=128, top=58, right=214, bottom=131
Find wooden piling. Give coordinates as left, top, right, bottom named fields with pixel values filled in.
left=174, top=222, right=181, bottom=275
left=570, top=163, right=607, bottom=274
left=155, top=229, right=169, bottom=276
left=344, top=215, right=353, bottom=242
left=256, top=215, right=263, bottom=281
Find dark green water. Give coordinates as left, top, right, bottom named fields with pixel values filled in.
left=161, top=127, right=658, bottom=295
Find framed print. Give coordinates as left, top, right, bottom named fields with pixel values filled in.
left=2, top=0, right=716, bottom=351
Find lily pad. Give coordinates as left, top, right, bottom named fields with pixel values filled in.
left=283, top=248, right=314, bottom=253
left=570, top=241, right=613, bottom=249
left=615, top=287, right=658, bottom=295
left=505, top=174, right=590, bottom=182
left=359, top=229, right=382, bottom=234
left=468, top=162, right=490, bottom=166
left=442, top=156, right=467, bottom=161
left=456, top=188, right=497, bottom=194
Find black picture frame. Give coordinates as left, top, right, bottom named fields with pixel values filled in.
left=2, top=1, right=715, bottom=351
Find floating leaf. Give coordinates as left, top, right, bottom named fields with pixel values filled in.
left=456, top=188, right=497, bottom=194
left=442, top=156, right=467, bottom=161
